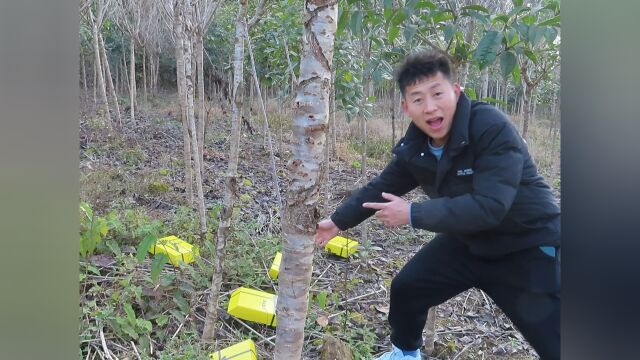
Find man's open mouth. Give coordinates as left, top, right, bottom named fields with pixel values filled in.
left=426, top=117, right=443, bottom=129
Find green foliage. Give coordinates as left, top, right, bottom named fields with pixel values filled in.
left=351, top=159, right=362, bottom=170
left=225, top=219, right=281, bottom=288
left=122, top=147, right=148, bottom=166
left=147, top=181, right=170, bottom=194
left=474, top=31, right=503, bottom=69
left=80, top=202, right=109, bottom=257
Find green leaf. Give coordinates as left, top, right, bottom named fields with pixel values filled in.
left=403, top=24, right=417, bottom=42
left=473, top=30, right=503, bottom=68
left=384, top=8, right=394, bottom=23
left=343, top=71, right=353, bottom=82
left=135, top=319, right=152, bottom=333
left=350, top=10, right=363, bottom=34
left=155, top=314, right=169, bottom=326
left=512, top=64, right=521, bottom=84
left=337, top=9, right=350, bottom=36
left=106, top=240, right=121, bottom=257
left=150, top=253, right=168, bottom=282
left=524, top=49, right=538, bottom=63
left=464, top=87, right=477, bottom=100
left=432, top=11, right=454, bottom=23
left=124, top=303, right=136, bottom=325
left=383, top=0, right=393, bottom=10
left=461, top=5, right=489, bottom=13
left=390, top=11, right=406, bottom=27
left=80, top=202, right=93, bottom=219
left=522, top=15, right=536, bottom=26
left=135, top=234, right=157, bottom=263
left=316, top=291, right=328, bottom=309
left=493, top=14, right=510, bottom=25
left=388, top=26, right=401, bottom=43
left=444, top=24, right=456, bottom=44
left=509, top=6, right=530, bottom=18
left=528, top=25, right=545, bottom=46
left=500, top=51, right=517, bottom=78
left=415, top=0, right=437, bottom=10
left=405, top=0, right=419, bottom=11
left=544, top=27, right=558, bottom=43
left=173, top=290, right=190, bottom=314
left=512, top=0, right=524, bottom=6
left=539, top=15, right=561, bottom=27
left=121, top=323, right=139, bottom=340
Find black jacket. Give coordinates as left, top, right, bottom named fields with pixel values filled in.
left=331, top=93, right=560, bottom=257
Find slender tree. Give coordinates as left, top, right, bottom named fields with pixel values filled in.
left=201, top=0, right=267, bottom=342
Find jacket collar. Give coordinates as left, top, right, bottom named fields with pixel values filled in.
left=398, top=92, right=471, bottom=154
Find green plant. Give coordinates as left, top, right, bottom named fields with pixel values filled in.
left=147, top=181, right=170, bottom=194
left=80, top=202, right=109, bottom=257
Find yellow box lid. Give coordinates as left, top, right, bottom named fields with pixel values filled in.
left=150, top=235, right=198, bottom=266
left=268, top=252, right=282, bottom=280
left=209, top=339, right=257, bottom=360
left=228, top=287, right=277, bottom=327
left=325, top=236, right=359, bottom=258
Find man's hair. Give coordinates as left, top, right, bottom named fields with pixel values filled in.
left=395, top=51, right=454, bottom=96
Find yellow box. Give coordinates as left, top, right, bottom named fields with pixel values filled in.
left=268, top=252, right=282, bottom=280
left=149, top=235, right=199, bottom=266
left=209, top=339, right=257, bottom=360
left=227, top=287, right=277, bottom=327
left=325, top=236, right=359, bottom=258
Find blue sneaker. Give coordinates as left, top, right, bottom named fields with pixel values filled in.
left=375, top=345, right=421, bottom=360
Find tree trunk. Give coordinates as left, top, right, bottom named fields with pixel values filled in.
left=274, top=0, right=337, bottom=358
left=201, top=0, right=248, bottom=342
left=81, top=52, right=88, bottom=103
left=99, top=33, right=122, bottom=129
left=196, top=34, right=206, bottom=168
left=129, top=38, right=136, bottom=123
left=522, top=86, right=532, bottom=139
left=391, top=85, right=396, bottom=145
left=93, top=60, right=97, bottom=110
left=175, top=17, right=194, bottom=207
left=283, top=37, right=297, bottom=94
left=247, top=32, right=283, bottom=212
left=480, top=67, right=489, bottom=101
left=423, top=307, right=437, bottom=355
left=143, top=46, right=148, bottom=106
left=91, top=23, right=111, bottom=129
left=181, top=2, right=207, bottom=238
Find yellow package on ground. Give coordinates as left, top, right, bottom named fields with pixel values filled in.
left=227, top=287, right=277, bottom=327
left=268, top=252, right=282, bottom=280
left=149, top=235, right=199, bottom=266
left=325, top=236, right=359, bottom=258
left=209, top=339, right=257, bottom=360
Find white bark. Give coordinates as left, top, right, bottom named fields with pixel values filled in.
left=99, top=33, right=122, bottom=128
left=274, top=0, right=338, bottom=358
left=201, top=0, right=248, bottom=342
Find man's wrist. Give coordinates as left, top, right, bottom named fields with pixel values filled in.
left=408, top=202, right=413, bottom=227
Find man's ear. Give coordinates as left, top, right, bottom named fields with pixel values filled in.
left=400, top=98, right=409, bottom=114
left=453, top=83, right=462, bottom=98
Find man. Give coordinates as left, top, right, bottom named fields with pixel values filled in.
left=314, top=51, right=560, bottom=359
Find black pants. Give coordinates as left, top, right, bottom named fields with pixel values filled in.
left=388, top=234, right=560, bottom=359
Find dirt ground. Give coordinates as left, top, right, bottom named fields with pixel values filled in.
left=79, top=94, right=552, bottom=359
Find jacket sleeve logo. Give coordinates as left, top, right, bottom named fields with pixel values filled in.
left=456, top=168, right=474, bottom=176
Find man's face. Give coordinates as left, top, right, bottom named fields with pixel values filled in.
left=401, top=72, right=461, bottom=147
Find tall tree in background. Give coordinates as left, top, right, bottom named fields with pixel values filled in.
left=193, top=0, right=223, bottom=168
left=115, top=0, right=144, bottom=123
left=274, top=0, right=337, bottom=357
left=84, top=0, right=113, bottom=130
left=201, top=0, right=267, bottom=342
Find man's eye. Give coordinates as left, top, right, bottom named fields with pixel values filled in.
left=413, top=98, right=422, bottom=103
left=434, top=92, right=443, bottom=97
